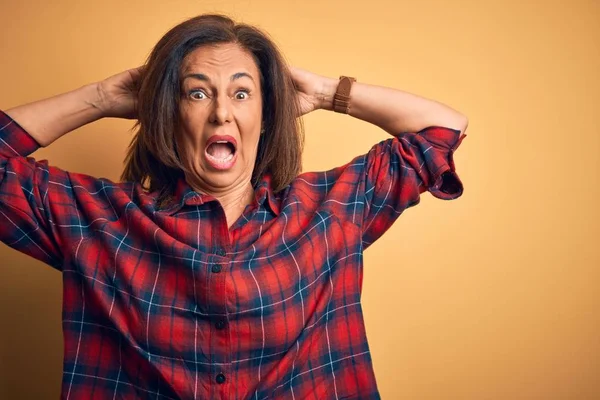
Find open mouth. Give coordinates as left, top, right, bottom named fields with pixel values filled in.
left=204, top=135, right=238, bottom=170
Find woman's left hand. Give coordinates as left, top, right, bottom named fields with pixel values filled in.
left=290, top=66, right=335, bottom=116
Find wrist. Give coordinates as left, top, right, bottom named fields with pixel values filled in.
left=318, top=77, right=339, bottom=111
left=82, top=82, right=108, bottom=119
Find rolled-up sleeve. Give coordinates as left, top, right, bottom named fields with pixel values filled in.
left=361, top=126, right=467, bottom=247
left=0, top=110, right=65, bottom=269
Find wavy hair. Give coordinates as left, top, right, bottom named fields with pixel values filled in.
left=121, top=14, right=304, bottom=207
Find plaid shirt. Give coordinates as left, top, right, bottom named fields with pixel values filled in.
left=0, top=109, right=466, bottom=399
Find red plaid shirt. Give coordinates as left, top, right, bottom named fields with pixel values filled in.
left=0, top=110, right=466, bottom=399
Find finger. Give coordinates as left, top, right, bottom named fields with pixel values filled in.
left=129, top=66, right=146, bottom=90
left=129, top=66, right=146, bottom=79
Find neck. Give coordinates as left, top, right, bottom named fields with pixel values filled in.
left=214, top=182, right=254, bottom=214
left=187, top=178, right=255, bottom=229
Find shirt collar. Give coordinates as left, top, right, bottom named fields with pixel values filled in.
left=253, top=173, right=281, bottom=215
left=155, top=173, right=281, bottom=216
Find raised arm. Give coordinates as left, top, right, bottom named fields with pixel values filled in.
left=290, top=66, right=468, bottom=135
left=290, top=66, right=468, bottom=247
left=5, top=67, right=143, bottom=147
left=5, top=84, right=104, bottom=147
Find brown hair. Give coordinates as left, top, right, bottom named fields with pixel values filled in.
left=121, top=14, right=304, bottom=208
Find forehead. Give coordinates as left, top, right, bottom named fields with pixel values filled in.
left=181, top=42, right=259, bottom=78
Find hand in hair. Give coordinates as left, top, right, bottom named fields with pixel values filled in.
left=96, top=66, right=145, bottom=119
left=289, top=66, right=337, bottom=116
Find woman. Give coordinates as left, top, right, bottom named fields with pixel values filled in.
left=0, top=14, right=467, bottom=400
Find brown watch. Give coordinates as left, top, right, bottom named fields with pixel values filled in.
left=333, top=76, right=356, bottom=114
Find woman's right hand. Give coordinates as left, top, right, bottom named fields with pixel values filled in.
left=95, top=66, right=144, bottom=119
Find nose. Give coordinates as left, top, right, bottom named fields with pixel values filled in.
left=209, top=93, right=233, bottom=125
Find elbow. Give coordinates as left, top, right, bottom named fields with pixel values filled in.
left=456, top=115, right=469, bottom=134
left=422, top=113, right=469, bottom=135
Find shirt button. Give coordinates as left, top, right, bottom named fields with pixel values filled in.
left=211, top=264, right=222, bottom=273
left=215, top=373, right=226, bottom=384
left=215, top=319, right=226, bottom=330
left=216, top=248, right=227, bottom=257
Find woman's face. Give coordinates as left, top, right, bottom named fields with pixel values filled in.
left=177, top=42, right=263, bottom=193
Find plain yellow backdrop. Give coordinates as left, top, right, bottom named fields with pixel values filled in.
left=1, top=0, right=599, bottom=399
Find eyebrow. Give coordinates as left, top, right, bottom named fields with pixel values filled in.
left=182, top=72, right=255, bottom=83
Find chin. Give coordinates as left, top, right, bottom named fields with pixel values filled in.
left=203, top=172, right=240, bottom=189
left=192, top=162, right=249, bottom=190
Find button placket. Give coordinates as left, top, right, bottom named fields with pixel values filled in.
left=209, top=249, right=230, bottom=390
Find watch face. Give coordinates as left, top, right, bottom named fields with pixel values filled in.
left=338, top=77, right=356, bottom=95
left=334, top=77, right=355, bottom=113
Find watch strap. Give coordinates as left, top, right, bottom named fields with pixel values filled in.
left=333, top=76, right=356, bottom=114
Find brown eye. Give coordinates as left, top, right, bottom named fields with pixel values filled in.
left=189, top=90, right=207, bottom=100
left=235, top=90, right=249, bottom=100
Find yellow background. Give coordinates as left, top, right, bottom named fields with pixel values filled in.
left=1, top=0, right=599, bottom=398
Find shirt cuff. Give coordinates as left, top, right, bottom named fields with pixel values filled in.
left=416, top=126, right=467, bottom=200
left=0, top=109, right=42, bottom=158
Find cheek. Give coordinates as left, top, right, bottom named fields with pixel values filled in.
left=175, top=127, right=201, bottom=167
left=179, top=113, right=206, bottom=144
left=240, top=127, right=261, bottom=156
left=243, top=117, right=260, bottom=138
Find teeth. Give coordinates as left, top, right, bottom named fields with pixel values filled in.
left=206, top=153, right=234, bottom=163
